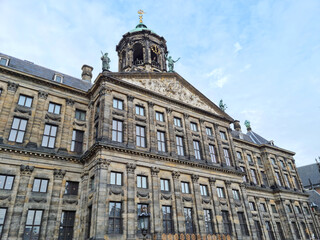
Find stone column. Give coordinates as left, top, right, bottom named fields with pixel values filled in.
left=209, top=178, right=221, bottom=234
left=239, top=183, right=255, bottom=238
left=183, top=113, right=194, bottom=160
left=199, top=119, right=210, bottom=163
left=254, top=197, right=268, bottom=240
left=172, top=171, right=185, bottom=233
left=275, top=198, right=294, bottom=239
left=166, top=108, right=176, bottom=157
left=79, top=171, right=89, bottom=240
left=127, top=95, right=135, bottom=148
left=126, top=163, right=137, bottom=240
left=191, top=174, right=205, bottom=234
left=100, top=84, right=113, bottom=142
left=46, top=169, right=66, bottom=237
left=213, top=123, right=224, bottom=166
left=148, top=102, right=156, bottom=153
left=151, top=167, right=161, bottom=239
left=224, top=181, right=240, bottom=239
left=9, top=165, right=33, bottom=239
left=59, top=98, right=74, bottom=151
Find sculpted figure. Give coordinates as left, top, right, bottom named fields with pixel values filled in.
left=101, top=51, right=111, bottom=71
left=219, top=99, right=227, bottom=112
left=165, top=52, right=180, bottom=72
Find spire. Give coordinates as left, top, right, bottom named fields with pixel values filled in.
left=137, top=9, right=146, bottom=23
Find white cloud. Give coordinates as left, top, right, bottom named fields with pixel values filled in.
left=234, top=42, right=242, bottom=53
left=206, top=68, right=230, bottom=88
left=240, top=64, right=251, bottom=72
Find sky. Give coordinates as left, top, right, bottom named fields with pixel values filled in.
left=1, top=0, right=319, bottom=167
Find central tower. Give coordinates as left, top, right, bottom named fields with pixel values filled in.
left=116, top=12, right=168, bottom=73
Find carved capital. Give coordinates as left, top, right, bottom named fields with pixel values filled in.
left=38, top=91, right=48, bottom=99
left=151, top=166, right=160, bottom=176
left=127, top=95, right=134, bottom=102
left=20, top=165, right=34, bottom=175
left=96, top=158, right=110, bottom=170
left=191, top=174, right=199, bottom=183
left=126, top=163, right=136, bottom=174
left=184, top=113, right=189, bottom=119
left=225, top=180, right=232, bottom=187
left=199, top=119, right=205, bottom=124
left=166, top=107, right=172, bottom=114
left=99, top=86, right=106, bottom=96
left=147, top=101, right=154, bottom=107
left=172, top=171, right=180, bottom=179
left=54, top=169, right=66, bottom=179
left=209, top=177, right=216, bottom=186
left=81, top=171, right=89, bottom=182
left=66, top=98, right=75, bottom=106
left=7, top=81, right=19, bottom=92
left=240, top=183, right=247, bottom=189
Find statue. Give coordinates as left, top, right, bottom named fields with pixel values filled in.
left=165, top=52, right=180, bottom=72
left=244, top=120, right=251, bottom=129
left=219, top=99, right=227, bottom=112
left=101, top=51, right=111, bottom=71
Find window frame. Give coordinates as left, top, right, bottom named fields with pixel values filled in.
left=18, top=94, right=33, bottom=108
left=220, top=131, right=227, bottom=140
left=41, top=124, right=58, bottom=148
left=162, top=206, right=174, bottom=234
left=203, top=209, right=214, bottom=234
left=110, top=172, right=122, bottom=186
left=136, top=125, right=146, bottom=148
left=217, top=187, right=225, bottom=198
left=48, top=102, right=61, bottom=115
left=232, top=189, right=240, bottom=200
left=137, top=175, right=148, bottom=189
left=135, top=105, right=145, bottom=116
left=112, top=119, right=123, bottom=143
left=200, top=184, right=208, bottom=196
left=181, top=182, right=190, bottom=194
left=176, top=136, right=184, bottom=156
left=71, top=129, right=84, bottom=153
left=221, top=210, right=232, bottom=235
left=58, top=211, right=76, bottom=240
left=0, top=175, right=14, bottom=190
left=209, top=145, right=217, bottom=163
left=206, top=127, right=213, bottom=136
left=223, top=148, right=231, bottom=166
left=238, top=212, right=249, bottom=236
left=8, top=117, right=28, bottom=143
left=173, top=117, right=182, bottom=127
left=160, top=179, right=170, bottom=192
left=193, top=140, right=201, bottom=160
left=113, top=98, right=124, bottom=110
left=250, top=169, right=258, bottom=185
left=24, top=209, right=43, bottom=240
left=64, top=181, right=79, bottom=195
left=108, top=202, right=123, bottom=234
left=157, top=131, right=166, bottom=152
left=155, top=111, right=164, bottom=122
left=54, top=74, right=63, bottom=83
left=184, top=207, right=194, bottom=234
left=0, top=57, right=9, bottom=66
left=32, top=178, right=49, bottom=193
left=249, top=201, right=256, bottom=211
left=0, top=208, right=7, bottom=238
left=75, top=109, right=86, bottom=121
left=190, top=122, right=198, bottom=132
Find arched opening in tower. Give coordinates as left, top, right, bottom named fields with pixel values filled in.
left=151, top=50, right=158, bottom=66
left=121, top=51, right=126, bottom=69
left=133, top=43, right=144, bottom=65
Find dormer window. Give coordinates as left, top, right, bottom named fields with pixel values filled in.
left=54, top=74, right=63, bottom=83
left=0, top=57, right=9, bottom=66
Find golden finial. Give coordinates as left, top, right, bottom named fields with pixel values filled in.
left=138, top=9, right=146, bottom=23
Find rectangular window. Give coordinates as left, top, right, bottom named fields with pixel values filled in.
left=95, top=123, right=99, bottom=140
left=209, top=145, right=217, bottom=163
left=303, top=206, right=310, bottom=215
left=261, top=171, right=269, bottom=187
left=184, top=208, right=194, bottom=233
left=257, top=157, right=262, bottom=165
left=271, top=205, right=277, bottom=213
left=110, top=172, right=122, bottom=186
left=0, top=57, right=9, bottom=66
left=113, top=98, right=123, bottom=110
left=295, top=206, right=302, bottom=214
left=48, top=102, right=61, bottom=114
left=96, top=103, right=100, bottom=116
left=286, top=204, right=292, bottom=213
left=160, top=179, right=170, bottom=192
left=75, top=109, right=86, bottom=121
left=108, top=202, right=122, bottom=234
left=220, top=131, right=227, bottom=140
left=135, top=105, right=144, bottom=116
left=0, top=208, right=7, bottom=238
left=181, top=182, right=190, bottom=194
left=54, top=74, right=63, bottom=83
left=190, top=122, right=198, bottom=131
left=137, top=204, right=149, bottom=232
left=247, top=154, right=253, bottom=163
left=112, top=120, right=123, bottom=142
left=137, top=175, right=148, bottom=189
left=260, top=203, right=267, bottom=212
left=275, top=172, right=282, bottom=187
left=204, top=209, right=214, bottom=234
left=238, top=212, right=249, bottom=236
left=271, top=158, right=276, bottom=165
left=200, top=185, right=208, bottom=196
left=284, top=174, right=291, bottom=188
left=176, top=136, right=184, bottom=156
left=292, top=222, right=301, bottom=239
left=174, top=117, right=182, bottom=127
left=41, top=124, right=57, bottom=148
left=18, top=95, right=33, bottom=107
left=64, top=181, right=79, bottom=195
left=254, top=220, right=263, bottom=239
left=32, top=179, right=48, bottom=193
left=276, top=222, right=285, bottom=240
left=279, top=160, right=285, bottom=168
left=0, top=175, right=14, bottom=190
left=232, top=189, right=240, bottom=200
left=193, top=140, right=201, bottom=160
left=90, top=175, right=95, bottom=191
left=266, top=221, right=275, bottom=240
left=250, top=169, right=258, bottom=185
left=156, top=112, right=164, bottom=122
left=58, top=211, right=76, bottom=240
left=217, top=187, right=225, bottom=198
left=223, top=149, right=231, bottom=166
left=206, top=127, right=213, bottom=136
left=162, top=206, right=173, bottom=234
left=157, top=131, right=166, bottom=152
left=71, top=130, right=84, bottom=153
left=301, top=222, right=309, bottom=239
left=222, top=211, right=232, bottom=235
left=8, top=117, right=28, bottom=143
left=288, top=162, right=294, bottom=170
left=136, top=125, right=146, bottom=147
left=24, top=210, right=43, bottom=240
left=249, top=202, right=256, bottom=211
left=87, top=206, right=92, bottom=238
left=293, top=176, right=300, bottom=190
left=240, top=167, right=248, bottom=183
left=236, top=151, right=242, bottom=160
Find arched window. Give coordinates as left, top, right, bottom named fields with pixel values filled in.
left=133, top=43, right=143, bottom=65
left=121, top=51, right=126, bottom=69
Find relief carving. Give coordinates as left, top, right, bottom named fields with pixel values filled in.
left=161, top=193, right=172, bottom=200
left=66, top=98, right=75, bottom=106
left=54, top=169, right=66, bottom=179
left=73, top=120, right=87, bottom=128
left=182, top=196, right=193, bottom=202
left=126, top=163, right=136, bottom=174
left=112, top=110, right=125, bottom=117
left=38, top=91, right=48, bottom=99
left=137, top=190, right=150, bottom=199
left=109, top=187, right=124, bottom=196
left=20, top=165, right=34, bottom=175
left=45, top=113, right=61, bottom=122
left=7, top=81, right=19, bottom=92
left=63, top=199, right=78, bottom=205
left=29, top=197, right=47, bottom=203
left=14, top=105, right=32, bottom=115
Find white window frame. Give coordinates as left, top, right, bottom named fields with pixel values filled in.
left=0, top=57, right=9, bottom=66
left=53, top=74, right=63, bottom=83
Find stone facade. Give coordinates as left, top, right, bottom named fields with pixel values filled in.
left=0, top=23, right=319, bottom=240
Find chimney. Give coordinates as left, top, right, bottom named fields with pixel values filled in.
left=81, top=65, right=93, bottom=82
left=233, top=120, right=241, bottom=132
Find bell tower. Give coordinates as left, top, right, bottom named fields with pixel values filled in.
left=116, top=10, right=168, bottom=73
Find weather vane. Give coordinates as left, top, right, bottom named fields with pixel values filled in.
left=138, top=9, right=146, bottom=23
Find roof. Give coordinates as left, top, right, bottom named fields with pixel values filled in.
left=297, top=163, right=320, bottom=188
left=306, top=189, right=320, bottom=208
left=0, top=52, right=92, bottom=92
left=129, top=23, right=155, bottom=34
left=231, top=129, right=273, bottom=145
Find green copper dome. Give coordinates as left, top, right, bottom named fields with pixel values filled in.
left=130, top=23, right=155, bottom=34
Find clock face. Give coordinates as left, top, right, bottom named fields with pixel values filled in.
left=151, top=45, right=160, bottom=55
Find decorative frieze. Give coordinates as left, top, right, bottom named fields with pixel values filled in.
left=14, top=105, right=32, bottom=115
left=151, top=166, right=160, bottom=176
left=20, top=164, right=34, bottom=175
left=66, top=98, right=75, bottom=106
left=38, top=90, right=48, bottom=99
left=7, top=81, right=19, bottom=92
left=45, top=112, right=61, bottom=122
left=53, top=169, right=66, bottom=179
left=191, top=174, right=199, bottom=183
left=127, top=95, right=134, bottom=101
left=172, top=171, right=180, bottom=179
left=126, top=163, right=136, bottom=173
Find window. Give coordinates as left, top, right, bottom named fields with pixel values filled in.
left=0, top=57, right=9, bottom=66
left=112, top=120, right=123, bottom=142
left=261, top=171, right=269, bottom=187
left=176, top=136, right=184, bottom=156
left=238, top=212, right=249, bottom=236
left=24, top=210, right=43, bottom=240
left=94, top=123, right=99, bottom=140
left=209, top=145, right=217, bottom=163
left=217, top=187, right=225, bottom=198
left=275, top=172, right=282, bottom=187
left=54, top=74, right=63, bottom=83
left=190, top=122, right=198, bottom=131
left=292, top=222, right=301, bottom=239
left=204, top=209, right=214, bottom=234
left=250, top=169, right=258, bottom=185
left=286, top=204, right=292, bottom=213
left=181, top=182, right=190, bottom=194
left=90, top=175, right=95, bottom=191
left=184, top=208, right=194, bottom=233
left=271, top=205, right=277, bottom=213
left=276, top=222, right=285, bottom=240
left=303, top=206, right=310, bottom=215
left=254, top=220, right=263, bottom=239
left=8, top=117, right=27, bottom=143
left=249, top=202, right=256, bottom=211
left=32, top=179, right=48, bottom=193
left=87, top=206, right=92, bottom=238
left=0, top=175, right=14, bottom=190
left=135, top=105, right=144, bottom=116
left=295, top=206, right=302, bottom=214
left=108, top=202, right=122, bottom=234
left=18, top=95, right=33, bottom=107
left=0, top=208, right=7, bottom=238
left=309, top=223, right=318, bottom=239
left=220, top=131, right=227, bottom=140
left=236, top=151, right=242, bottom=160
left=174, top=117, right=182, bottom=127
left=222, top=211, right=232, bottom=235
left=113, top=98, right=123, bottom=110
left=162, top=206, right=173, bottom=233
left=223, top=149, right=231, bottom=166
left=41, top=124, right=57, bottom=148
left=137, top=204, right=149, bottom=232
left=160, top=179, right=170, bottom=192
left=58, top=211, right=76, bottom=240
left=71, top=130, right=84, bottom=153
left=193, top=140, right=201, bottom=160
left=48, top=102, right=61, bottom=114
left=279, top=160, right=285, bottom=168
left=271, top=158, right=276, bottom=165
left=232, top=189, right=240, bottom=200
left=260, top=203, right=267, bottom=212
left=284, top=174, right=291, bottom=188
left=157, top=131, right=166, bottom=152
left=300, top=222, right=309, bottom=239
left=136, top=125, right=146, bottom=147
left=200, top=185, right=208, bottom=196
left=288, top=162, right=293, bottom=170
left=240, top=167, right=248, bottom=182
left=110, top=172, right=122, bottom=186
left=156, top=111, right=164, bottom=122
left=206, top=127, right=213, bottom=136
left=247, top=154, right=253, bottom=163
left=265, top=221, right=275, bottom=240
left=64, top=181, right=79, bottom=195
left=75, top=109, right=86, bottom=121
left=257, top=157, right=262, bottom=165
left=293, top=176, right=300, bottom=190
left=137, top=175, right=148, bottom=189
left=96, top=103, right=100, bottom=116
